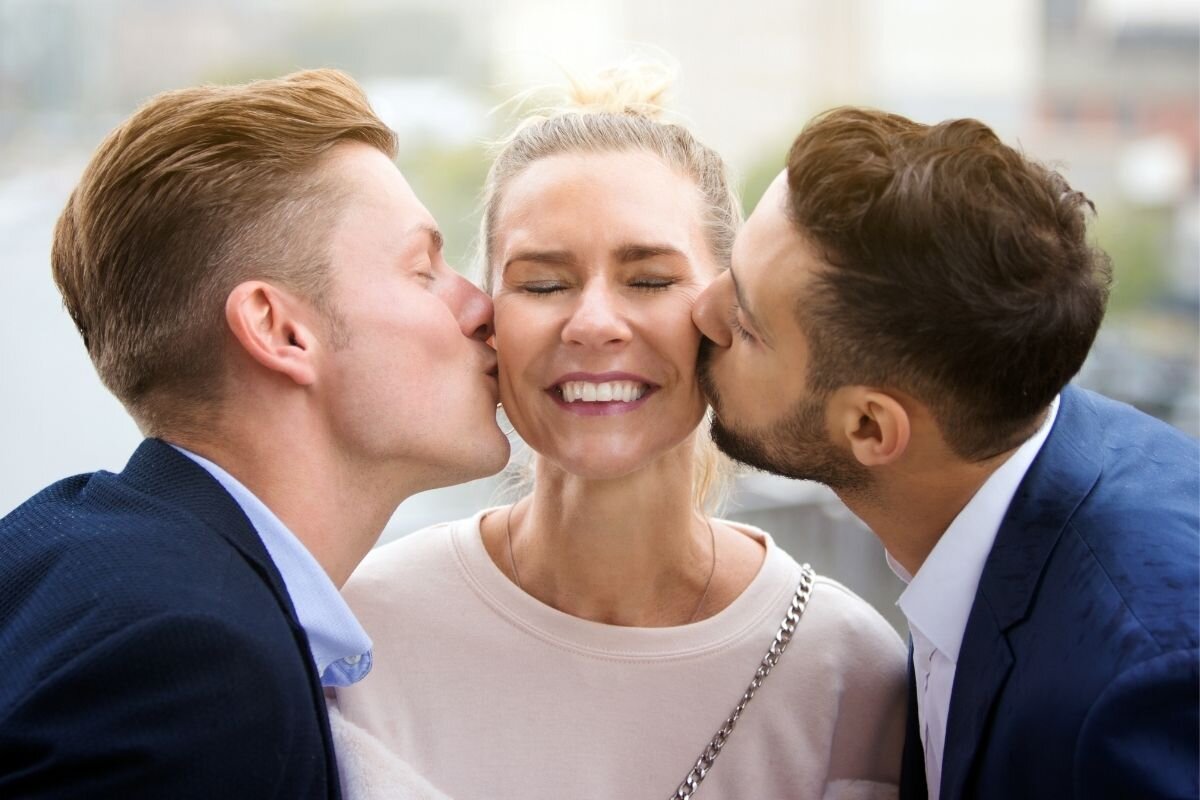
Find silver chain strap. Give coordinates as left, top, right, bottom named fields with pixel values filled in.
left=670, top=563, right=816, bottom=800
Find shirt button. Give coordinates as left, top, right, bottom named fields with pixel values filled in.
left=344, top=654, right=362, bottom=665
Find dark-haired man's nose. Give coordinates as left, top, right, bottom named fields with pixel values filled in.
left=692, top=273, right=733, bottom=348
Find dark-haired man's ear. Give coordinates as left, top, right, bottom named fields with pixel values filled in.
left=833, top=388, right=911, bottom=467
left=225, top=281, right=318, bottom=387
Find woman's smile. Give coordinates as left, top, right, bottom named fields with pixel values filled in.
left=548, top=371, right=658, bottom=415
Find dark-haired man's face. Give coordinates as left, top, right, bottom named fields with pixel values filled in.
left=693, top=172, right=869, bottom=491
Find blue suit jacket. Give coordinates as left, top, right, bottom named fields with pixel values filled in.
left=0, top=439, right=341, bottom=798
left=899, top=385, right=1199, bottom=799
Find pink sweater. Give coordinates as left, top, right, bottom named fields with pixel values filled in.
left=334, top=510, right=907, bottom=799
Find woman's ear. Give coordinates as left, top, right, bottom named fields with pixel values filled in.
left=831, top=387, right=911, bottom=467
left=224, top=281, right=319, bottom=386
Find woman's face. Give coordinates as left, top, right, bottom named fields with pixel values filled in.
left=491, top=150, right=719, bottom=480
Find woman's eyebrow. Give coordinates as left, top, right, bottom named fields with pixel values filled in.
left=503, top=249, right=577, bottom=272
left=501, top=242, right=683, bottom=273
left=616, top=243, right=684, bottom=263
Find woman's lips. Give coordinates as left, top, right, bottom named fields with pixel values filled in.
left=558, top=379, right=647, bottom=403
left=545, top=372, right=658, bottom=416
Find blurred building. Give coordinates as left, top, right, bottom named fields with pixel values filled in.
left=1030, top=0, right=1199, bottom=435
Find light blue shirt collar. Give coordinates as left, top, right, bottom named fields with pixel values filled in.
left=172, top=445, right=373, bottom=686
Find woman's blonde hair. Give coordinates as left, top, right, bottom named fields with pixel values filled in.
left=482, top=60, right=739, bottom=514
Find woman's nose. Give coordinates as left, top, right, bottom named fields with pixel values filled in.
left=561, top=282, right=632, bottom=347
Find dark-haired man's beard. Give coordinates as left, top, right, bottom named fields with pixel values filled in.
left=698, top=344, right=871, bottom=493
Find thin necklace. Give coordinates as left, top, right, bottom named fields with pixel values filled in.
left=503, top=501, right=718, bottom=625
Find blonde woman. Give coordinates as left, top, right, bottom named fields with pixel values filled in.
left=332, top=64, right=906, bottom=799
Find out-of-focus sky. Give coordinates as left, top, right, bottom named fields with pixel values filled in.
left=1, top=0, right=1196, bottom=532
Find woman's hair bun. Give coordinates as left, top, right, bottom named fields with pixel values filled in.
left=559, top=58, right=676, bottom=121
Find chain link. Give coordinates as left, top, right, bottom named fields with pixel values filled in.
left=670, top=564, right=816, bottom=800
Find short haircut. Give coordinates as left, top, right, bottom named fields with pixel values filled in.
left=785, top=107, right=1112, bottom=460
left=52, top=69, right=397, bottom=435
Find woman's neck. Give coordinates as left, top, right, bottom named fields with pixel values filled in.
left=483, top=439, right=764, bottom=626
left=533, top=453, right=706, bottom=625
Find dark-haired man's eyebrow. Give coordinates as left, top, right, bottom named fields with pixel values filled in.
left=730, top=267, right=770, bottom=340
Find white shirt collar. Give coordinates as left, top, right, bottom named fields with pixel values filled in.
left=887, top=395, right=1060, bottom=661
left=171, top=445, right=374, bottom=686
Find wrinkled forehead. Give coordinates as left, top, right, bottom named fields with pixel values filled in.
left=490, top=150, right=711, bottom=269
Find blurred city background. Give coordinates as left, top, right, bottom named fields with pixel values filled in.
left=2, top=0, right=1196, bottom=631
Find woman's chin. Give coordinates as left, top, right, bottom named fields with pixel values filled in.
left=540, top=435, right=697, bottom=482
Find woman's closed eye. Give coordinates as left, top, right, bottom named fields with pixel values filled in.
left=520, top=280, right=570, bottom=295
left=518, top=276, right=677, bottom=295
left=629, top=276, right=676, bottom=292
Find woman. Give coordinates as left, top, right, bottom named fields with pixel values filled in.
left=332, top=64, right=906, bottom=799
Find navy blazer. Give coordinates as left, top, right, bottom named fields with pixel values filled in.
left=900, top=385, right=1199, bottom=799
left=0, top=439, right=341, bottom=798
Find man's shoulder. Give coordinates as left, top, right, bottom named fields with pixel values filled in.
left=1018, top=391, right=1198, bottom=655
left=1, top=466, right=241, bottom=585
left=0, top=466, right=296, bottom=667
left=992, top=387, right=1198, bottom=661
left=1068, top=386, right=1197, bottom=474
left=1042, top=386, right=1197, bottom=543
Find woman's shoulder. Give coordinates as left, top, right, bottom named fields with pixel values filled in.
left=802, top=573, right=907, bottom=675
left=718, top=519, right=903, bottom=658
left=746, top=532, right=905, bottom=670
left=342, top=514, right=481, bottom=604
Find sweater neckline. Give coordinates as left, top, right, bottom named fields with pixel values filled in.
left=449, top=507, right=800, bottom=660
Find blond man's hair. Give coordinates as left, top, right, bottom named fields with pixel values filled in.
left=52, top=68, right=396, bottom=436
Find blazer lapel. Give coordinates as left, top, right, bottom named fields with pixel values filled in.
left=940, top=386, right=1103, bottom=799
left=119, top=438, right=298, bottom=616
left=899, top=639, right=930, bottom=800
left=940, top=606, right=1014, bottom=798
left=118, top=438, right=342, bottom=797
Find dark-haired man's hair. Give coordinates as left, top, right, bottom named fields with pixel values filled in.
left=785, top=107, right=1111, bottom=460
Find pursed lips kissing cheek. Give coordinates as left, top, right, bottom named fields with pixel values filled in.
left=548, top=371, right=657, bottom=416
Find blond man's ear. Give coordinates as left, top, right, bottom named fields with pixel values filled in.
left=224, top=281, right=320, bottom=387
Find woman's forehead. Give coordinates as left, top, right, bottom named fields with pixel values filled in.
left=494, top=151, right=705, bottom=249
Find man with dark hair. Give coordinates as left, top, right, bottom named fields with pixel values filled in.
left=694, top=107, right=1198, bottom=800
left=0, top=70, right=509, bottom=796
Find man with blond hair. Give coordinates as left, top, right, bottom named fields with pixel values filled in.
left=0, top=70, right=509, bottom=796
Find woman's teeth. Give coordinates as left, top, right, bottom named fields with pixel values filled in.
left=558, top=380, right=648, bottom=403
